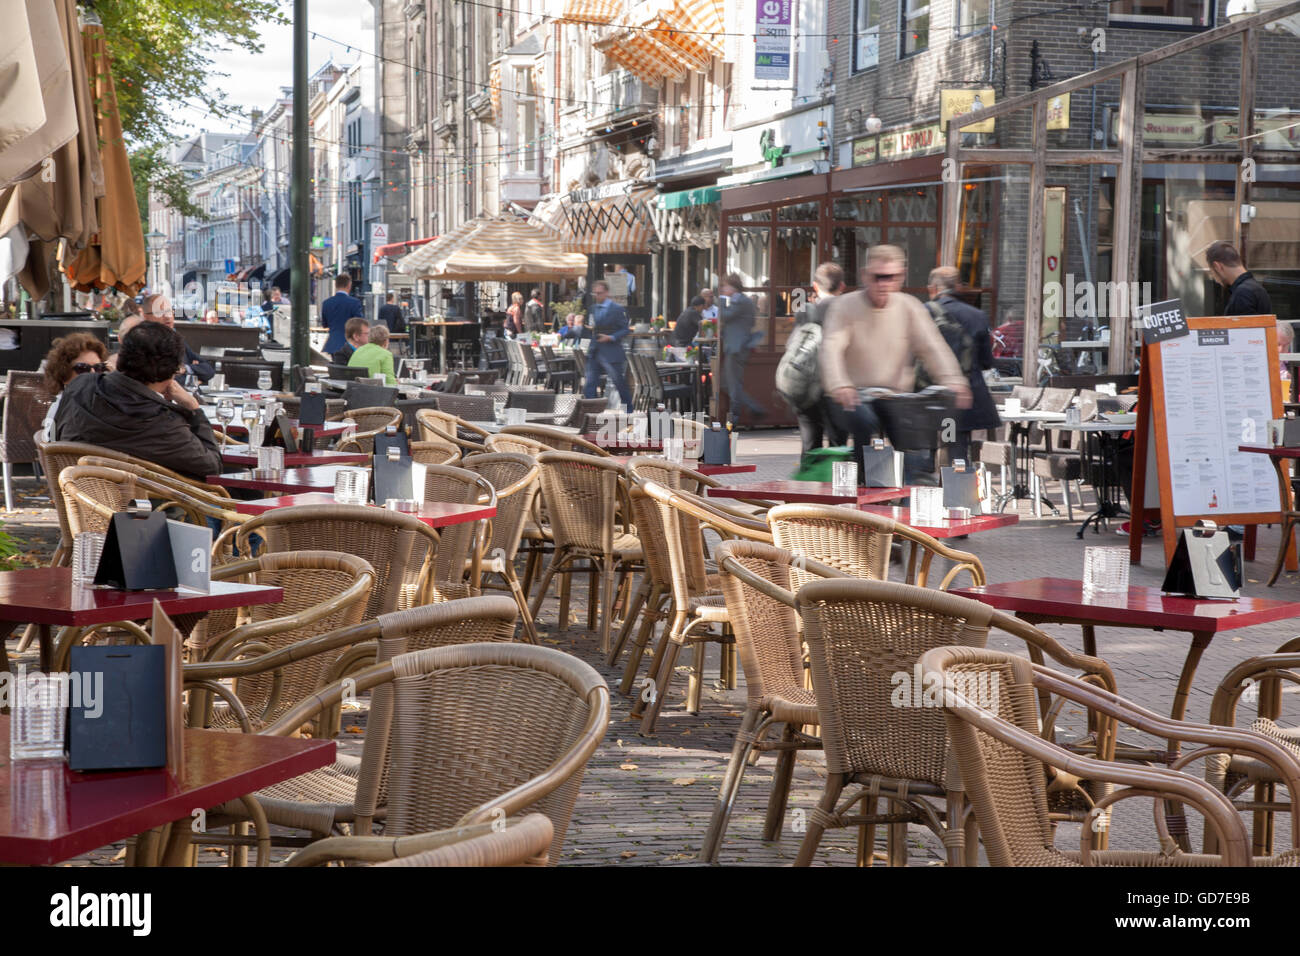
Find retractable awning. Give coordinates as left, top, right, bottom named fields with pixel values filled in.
left=555, top=0, right=623, bottom=24
left=373, top=236, right=436, bottom=263
left=395, top=216, right=588, bottom=281
left=534, top=184, right=658, bottom=255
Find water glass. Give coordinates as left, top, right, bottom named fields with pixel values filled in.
left=333, top=467, right=369, bottom=505
left=832, top=461, right=858, bottom=494
left=71, top=532, right=105, bottom=585
left=493, top=401, right=506, bottom=424
left=506, top=407, right=527, bottom=426
left=216, top=400, right=235, bottom=428
left=1084, top=547, right=1130, bottom=594
left=340, top=418, right=358, bottom=443
left=384, top=498, right=419, bottom=513
left=1066, top=406, right=1082, bottom=425
left=246, top=422, right=265, bottom=450
left=910, top=486, right=946, bottom=523
left=1004, top=397, right=1022, bottom=415
left=10, top=671, right=66, bottom=760
left=664, top=438, right=685, bottom=464
left=256, top=370, right=273, bottom=391
left=210, top=373, right=226, bottom=392
left=257, top=446, right=285, bottom=473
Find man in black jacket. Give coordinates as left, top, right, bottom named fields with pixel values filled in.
left=55, top=322, right=223, bottom=482
left=377, top=292, right=406, bottom=334
left=524, top=289, right=547, bottom=333
left=927, top=266, right=1000, bottom=464
left=673, top=296, right=705, bottom=347
left=1206, top=240, right=1273, bottom=316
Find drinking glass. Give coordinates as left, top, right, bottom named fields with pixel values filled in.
left=832, top=461, right=858, bottom=494
left=246, top=422, right=265, bottom=451
left=71, top=531, right=105, bottom=585
left=256, top=370, right=273, bottom=391
left=333, top=467, right=369, bottom=505
left=492, top=400, right=506, bottom=423
left=241, top=403, right=259, bottom=431
left=216, top=400, right=235, bottom=429
left=340, top=418, right=357, bottom=444
left=910, top=487, right=945, bottom=523
left=1084, top=547, right=1130, bottom=594
left=257, top=446, right=285, bottom=473
left=506, top=408, right=527, bottom=426
left=664, top=438, right=684, bottom=464
left=10, top=671, right=66, bottom=760
left=210, top=373, right=226, bottom=392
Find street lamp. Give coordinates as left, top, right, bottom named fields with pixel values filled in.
left=145, top=230, right=165, bottom=291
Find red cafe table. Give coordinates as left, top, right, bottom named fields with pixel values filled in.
left=0, top=715, right=334, bottom=866
left=708, top=480, right=916, bottom=506
left=208, top=467, right=355, bottom=496
left=219, top=448, right=370, bottom=468
left=213, top=419, right=350, bottom=440
left=0, top=567, right=283, bottom=672
left=231, top=492, right=497, bottom=529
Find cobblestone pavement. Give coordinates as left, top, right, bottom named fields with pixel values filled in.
left=4, top=430, right=1297, bottom=866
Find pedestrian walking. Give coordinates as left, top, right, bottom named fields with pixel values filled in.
left=582, top=279, right=633, bottom=411
left=925, top=266, right=999, bottom=464
left=719, top=273, right=766, bottom=426
left=505, top=291, right=525, bottom=335
left=524, top=288, right=547, bottom=332
left=321, top=273, right=365, bottom=355
left=783, top=262, right=846, bottom=454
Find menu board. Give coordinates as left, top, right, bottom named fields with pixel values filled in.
left=1158, top=327, right=1278, bottom=516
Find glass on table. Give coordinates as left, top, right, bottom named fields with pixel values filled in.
left=71, top=531, right=105, bottom=585
left=10, top=672, right=66, bottom=760
left=257, top=446, right=285, bottom=473
left=256, top=369, right=273, bottom=391
left=246, top=422, right=265, bottom=450
left=333, top=467, right=369, bottom=505
left=215, top=399, right=236, bottom=428
left=910, top=486, right=946, bottom=523
left=831, top=461, right=858, bottom=495
left=1083, top=547, right=1130, bottom=594
left=241, top=403, right=259, bottom=430
left=492, top=400, right=506, bottom=424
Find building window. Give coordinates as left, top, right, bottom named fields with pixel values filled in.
left=853, top=0, right=880, bottom=71
left=515, top=66, right=536, bottom=174
left=955, top=0, right=990, bottom=35
left=1109, top=0, right=1211, bottom=26
left=902, top=0, right=930, bottom=55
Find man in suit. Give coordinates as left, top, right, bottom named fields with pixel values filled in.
left=582, top=279, right=633, bottom=411
left=719, top=273, right=765, bottom=425
left=377, top=291, right=406, bottom=334
left=321, top=273, right=365, bottom=355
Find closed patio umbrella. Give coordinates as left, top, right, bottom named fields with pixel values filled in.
left=396, top=216, right=588, bottom=281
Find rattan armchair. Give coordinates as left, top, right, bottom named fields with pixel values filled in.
left=409, top=439, right=461, bottom=466
left=227, top=504, right=441, bottom=617
left=529, top=451, right=642, bottom=655
left=769, top=503, right=986, bottom=590
left=415, top=408, right=490, bottom=455
left=331, top=406, right=404, bottom=453
left=184, top=551, right=374, bottom=734
left=59, top=464, right=207, bottom=535
left=191, top=598, right=521, bottom=860
left=794, top=578, right=1115, bottom=866
left=433, top=392, right=496, bottom=421
left=2, top=370, right=52, bottom=510
left=419, top=463, right=496, bottom=601
left=485, top=432, right=548, bottom=457
left=921, top=645, right=1300, bottom=866
left=280, top=642, right=610, bottom=866
left=500, top=423, right=611, bottom=457
left=373, top=814, right=554, bottom=867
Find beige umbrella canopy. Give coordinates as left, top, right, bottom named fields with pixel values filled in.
left=396, top=216, right=589, bottom=281
left=63, top=18, right=145, bottom=295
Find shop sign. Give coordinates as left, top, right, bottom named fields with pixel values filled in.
left=878, top=123, right=944, bottom=160
left=940, top=89, right=995, bottom=134
left=755, top=0, right=792, bottom=81
left=1046, top=93, right=1071, bottom=131
left=851, top=137, right=879, bottom=167
left=1212, top=115, right=1300, bottom=150
left=1109, top=112, right=1204, bottom=145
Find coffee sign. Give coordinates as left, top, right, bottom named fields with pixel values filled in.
left=941, top=89, right=995, bottom=134
left=1139, top=298, right=1189, bottom=344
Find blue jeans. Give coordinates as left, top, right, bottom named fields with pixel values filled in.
left=583, top=349, right=633, bottom=411
left=828, top=399, right=936, bottom=486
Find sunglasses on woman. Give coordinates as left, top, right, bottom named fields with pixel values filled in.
left=72, top=362, right=108, bottom=374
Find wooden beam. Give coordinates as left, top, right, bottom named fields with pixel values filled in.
left=1234, top=27, right=1258, bottom=257
left=1025, top=99, right=1046, bottom=385
left=940, top=125, right=961, bottom=265
left=954, top=149, right=1037, bottom=164
left=1141, top=149, right=1296, bottom=164
left=1110, top=65, right=1146, bottom=375
left=1043, top=149, right=1123, bottom=165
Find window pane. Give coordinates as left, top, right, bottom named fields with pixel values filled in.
left=902, top=0, right=930, bottom=55
left=774, top=226, right=819, bottom=287
left=887, top=186, right=938, bottom=222
left=954, top=181, right=994, bottom=289
left=833, top=195, right=885, bottom=222
left=855, top=0, right=879, bottom=70
left=1109, top=0, right=1210, bottom=25
left=957, top=0, right=990, bottom=34
left=727, top=227, right=771, bottom=286
left=729, top=209, right=772, bottom=223
left=831, top=225, right=882, bottom=281
left=889, top=226, right=936, bottom=288
left=777, top=200, right=821, bottom=221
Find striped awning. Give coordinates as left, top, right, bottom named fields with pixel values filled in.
left=658, top=0, right=725, bottom=59
left=556, top=0, right=623, bottom=24
left=534, top=185, right=657, bottom=255
left=594, top=29, right=689, bottom=84
left=395, top=216, right=588, bottom=281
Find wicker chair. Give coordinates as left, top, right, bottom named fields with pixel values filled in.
left=373, top=813, right=554, bottom=867
left=768, top=503, right=986, bottom=590
left=701, top=540, right=848, bottom=863
left=330, top=406, right=404, bottom=453
left=922, top=645, right=1300, bottom=866
left=529, top=451, right=642, bottom=655
left=57, top=465, right=139, bottom=537
left=279, top=642, right=610, bottom=866
left=506, top=390, right=558, bottom=414
left=1, top=371, right=53, bottom=510
left=565, top=397, right=607, bottom=429
left=499, top=424, right=610, bottom=457
left=434, top=392, right=496, bottom=422
left=459, top=453, right=542, bottom=643
left=409, top=439, right=461, bottom=466
left=418, top=463, right=496, bottom=602
left=794, top=577, right=1116, bottom=866
left=415, top=408, right=490, bottom=455
left=186, top=552, right=374, bottom=733
left=188, top=597, right=521, bottom=860
left=229, top=504, right=441, bottom=618
left=485, top=432, right=547, bottom=457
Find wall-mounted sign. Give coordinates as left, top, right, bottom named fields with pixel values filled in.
left=1046, top=93, right=1071, bottom=131
left=941, top=89, right=995, bottom=134
left=755, top=0, right=792, bottom=81
left=878, top=123, right=944, bottom=160
left=1109, top=112, right=1204, bottom=145
left=1212, top=114, right=1300, bottom=150
left=851, top=137, right=879, bottom=167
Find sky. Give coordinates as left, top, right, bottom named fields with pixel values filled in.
left=193, top=0, right=376, bottom=136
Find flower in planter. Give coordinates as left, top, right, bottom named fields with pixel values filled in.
left=651, top=314, right=666, bottom=329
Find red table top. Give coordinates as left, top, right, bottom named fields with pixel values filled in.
left=232, top=493, right=496, bottom=528
left=219, top=449, right=370, bottom=468
left=707, top=480, right=915, bottom=505
left=216, top=420, right=348, bottom=439
left=857, top=506, right=1020, bottom=539
left=606, top=456, right=756, bottom=477
left=0, top=567, right=283, bottom=627
left=951, top=577, right=1300, bottom=633
left=1239, top=443, right=1300, bottom=460
left=0, top=718, right=334, bottom=865
left=208, top=466, right=355, bottom=494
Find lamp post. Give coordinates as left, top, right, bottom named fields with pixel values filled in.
left=145, top=230, right=166, bottom=293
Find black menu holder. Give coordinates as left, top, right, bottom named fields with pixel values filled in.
left=67, top=645, right=166, bottom=771
left=373, top=427, right=409, bottom=459
left=298, top=392, right=327, bottom=426
left=299, top=427, right=316, bottom=454
left=862, top=446, right=905, bottom=488
left=702, top=427, right=731, bottom=465
left=94, top=509, right=179, bottom=591
left=267, top=413, right=299, bottom=453
left=1161, top=521, right=1243, bottom=599
left=941, top=464, right=982, bottom=513
left=373, top=452, right=416, bottom=502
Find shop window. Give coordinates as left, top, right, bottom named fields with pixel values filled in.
left=887, top=186, right=938, bottom=222
left=774, top=226, right=819, bottom=288
left=730, top=209, right=772, bottom=223
left=955, top=0, right=990, bottom=35
left=854, top=0, right=881, bottom=71
left=831, top=225, right=883, bottom=280
left=832, top=195, right=886, bottom=222
left=892, top=226, right=937, bottom=288
left=902, top=0, right=930, bottom=56
left=726, top=227, right=771, bottom=287
left=778, top=201, right=821, bottom=222
left=1109, top=0, right=1211, bottom=27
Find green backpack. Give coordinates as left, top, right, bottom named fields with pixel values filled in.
left=791, top=446, right=853, bottom=481
left=915, top=299, right=974, bottom=390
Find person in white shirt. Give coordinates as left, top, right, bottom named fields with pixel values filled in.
left=699, top=287, right=719, bottom=321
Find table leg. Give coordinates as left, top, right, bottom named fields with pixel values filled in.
left=37, top=623, right=51, bottom=672
left=1161, top=631, right=1213, bottom=852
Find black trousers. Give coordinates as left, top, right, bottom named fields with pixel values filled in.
left=795, top=397, right=846, bottom=455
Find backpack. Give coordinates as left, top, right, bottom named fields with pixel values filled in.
left=915, top=299, right=975, bottom=390
left=775, top=321, right=823, bottom=410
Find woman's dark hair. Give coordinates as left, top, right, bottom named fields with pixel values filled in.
left=43, top=333, right=108, bottom=397
left=690, top=296, right=706, bottom=308
left=117, top=321, right=185, bottom=384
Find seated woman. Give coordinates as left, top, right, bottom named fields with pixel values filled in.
left=347, top=323, right=397, bottom=384
left=41, top=333, right=109, bottom=441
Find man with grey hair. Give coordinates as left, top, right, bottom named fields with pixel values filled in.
left=822, top=246, right=970, bottom=483
left=926, top=265, right=999, bottom=464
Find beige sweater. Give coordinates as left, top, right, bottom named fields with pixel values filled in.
left=820, top=290, right=965, bottom=394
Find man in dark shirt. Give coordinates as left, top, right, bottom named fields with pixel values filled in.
left=377, top=291, right=406, bottom=334
left=673, top=296, right=705, bottom=347
left=524, top=289, right=547, bottom=333
left=321, top=273, right=365, bottom=354
left=1206, top=240, right=1273, bottom=316
left=333, top=317, right=370, bottom=366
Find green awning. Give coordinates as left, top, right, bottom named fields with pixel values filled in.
left=656, top=186, right=721, bottom=210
